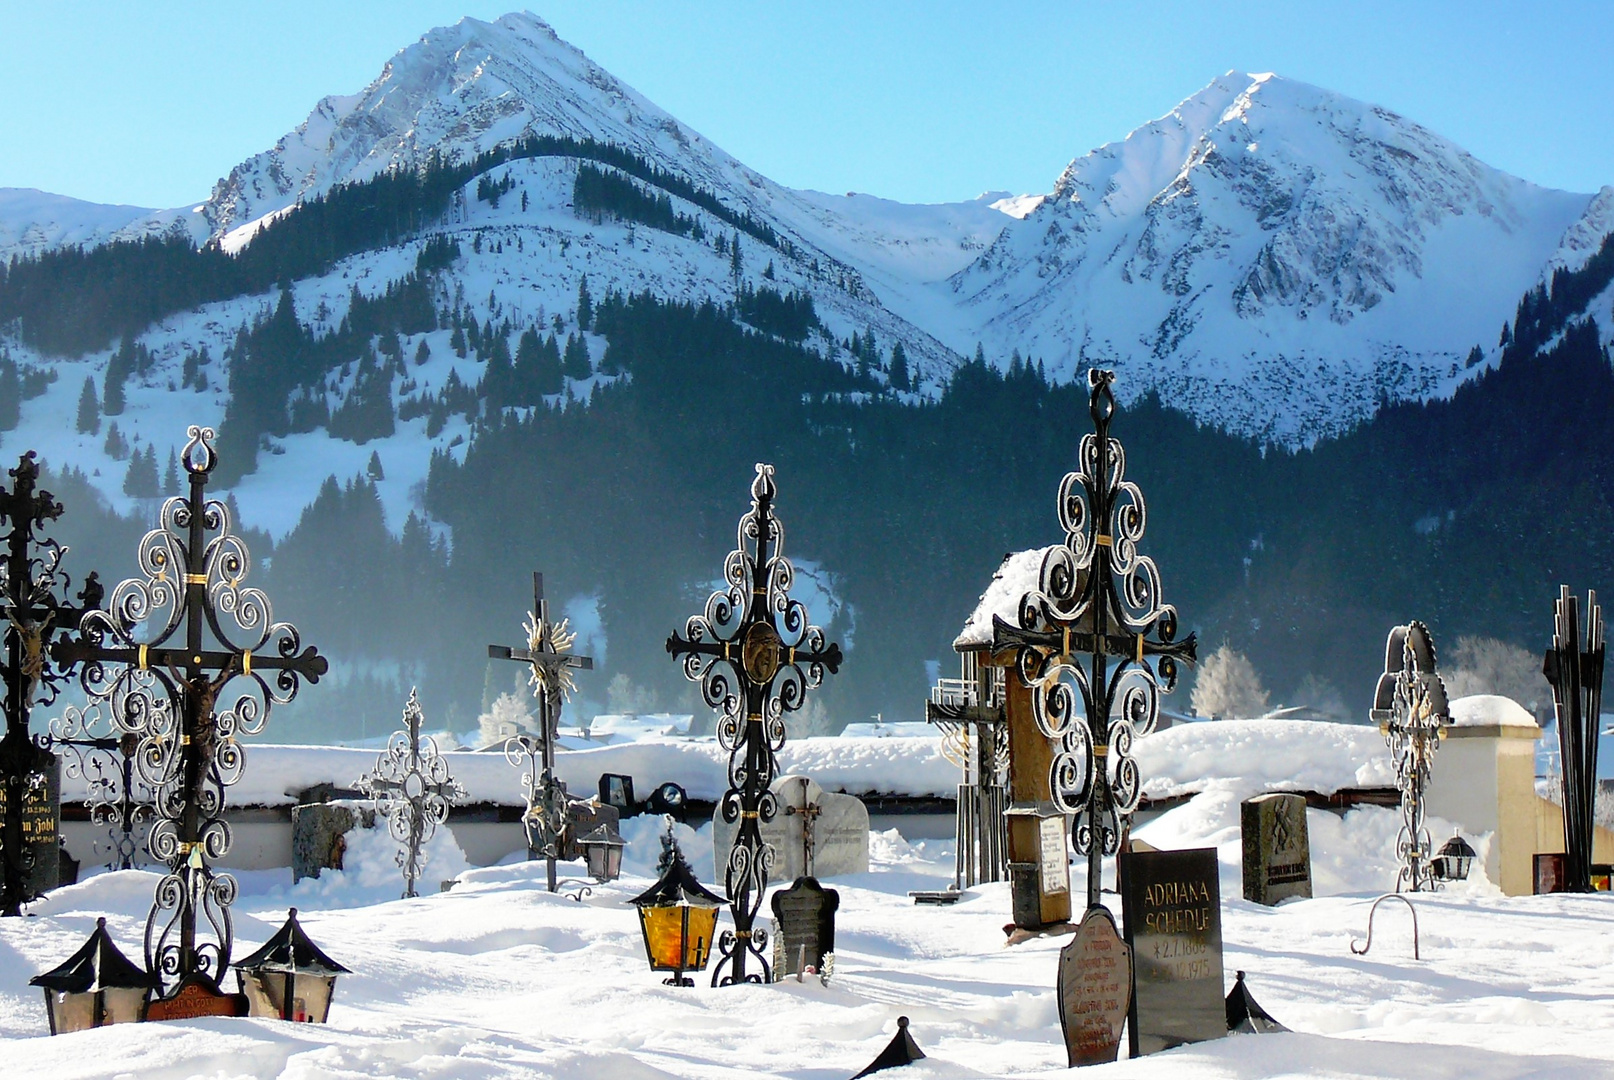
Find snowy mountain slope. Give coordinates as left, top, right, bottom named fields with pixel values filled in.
left=0, top=188, right=204, bottom=262
left=937, top=72, right=1598, bottom=442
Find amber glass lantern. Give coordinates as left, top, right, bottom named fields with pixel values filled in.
left=31, top=918, right=155, bottom=1034
left=628, top=841, right=725, bottom=986
left=232, top=908, right=351, bottom=1023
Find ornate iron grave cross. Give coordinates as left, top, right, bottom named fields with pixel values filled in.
left=42, top=713, right=153, bottom=872
left=667, top=464, right=842, bottom=985
left=0, top=452, right=103, bottom=915
left=53, top=427, right=327, bottom=996
left=488, top=571, right=592, bottom=894
left=1545, top=587, right=1606, bottom=893
left=1369, top=621, right=1450, bottom=893
left=992, top=370, right=1196, bottom=912
left=357, top=688, right=465, bottom=898
left=925, top=655, right=1010, bottom=890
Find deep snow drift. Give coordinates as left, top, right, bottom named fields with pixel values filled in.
left=4, top=778, right=1611, bottom=1080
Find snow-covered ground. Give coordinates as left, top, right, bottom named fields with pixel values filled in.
left=6, top=784, right=1612, bottom=1079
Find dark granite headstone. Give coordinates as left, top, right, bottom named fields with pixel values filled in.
left=1118, top=846, right=1226, bottom=1058
left=558, top=798, right=620, bottom=861
left=771, top=875, right=838, bottom=979
left=1057, top=905, right=1132, bottom=1066
left=1241, top=793, right=1312, bottom=905
left=0, top=743, right=60, bottom=898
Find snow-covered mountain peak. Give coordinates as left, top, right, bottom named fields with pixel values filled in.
left=203, top=11, right=746, bottom=238
left=938, top=70, right=1597, bottom=442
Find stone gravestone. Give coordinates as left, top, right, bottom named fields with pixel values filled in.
left=291, top=800, right=377, bottom=883
left=771, top=876, right=838, bottom=980
left=1118, top=846, right=1226, bottom=1058
left=1241, top=793, right=1312, bottom=905
left=713, top=774, right=869, bottom=885
left=1057, top=906, right=1132, bottom=1066
left=557, top=795, right=619, bottom=861
left=0, top=745, right=60, bottom=898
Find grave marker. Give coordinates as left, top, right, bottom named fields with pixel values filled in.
left=1241, top=793, right=1312, bottom=905
left=770, top=875, right=838, bottom=981
left=1118, top=846, right=1226, bottom=1058
left=713, top=774, right=869, bottom=885
left=1057, top=905, right=1132, bottom=1066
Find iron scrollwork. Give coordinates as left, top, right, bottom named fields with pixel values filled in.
left=358, top=688, right=465, bottom=899
left=991, top=369, right=1196, bottom=909
left=0, top=451, right=103, bottom=916
left=1370, top=621, right=1450, bottom=893
left=666, top=464, right=843, bottom=986
left=44, top=706, right=153, bottom=870
left=53, top=426, right=327, bottom=992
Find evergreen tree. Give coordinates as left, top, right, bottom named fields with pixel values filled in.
left=163, top=448, right=180, bottom=495
left=103, top=333, right=135, bottom=415
left=730, top=232, right=742, bottom=281
left=122, top=444, right=159, bottom=498
left=563, top=333, right=591, bottom=380
left=577, top=276, right=593, bottom=331
left=451, top=324, right=467, bottom=358
left=103, top=421, right=128, bottom=459
left=0, top=360, right=19, bottom=432
left=415, top=338, right=431, bottom=366
left=889, top=342, right=910, bottom=392
left=367, top=449, right=385, bottom=481
left=483, top=331, right=516, bottom=408
left=75, top=377, right=99, bottom=435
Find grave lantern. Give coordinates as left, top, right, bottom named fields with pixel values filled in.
left=30, top=917, right=155, bottom=1034
left=1431, top=831, right=1477, bottom=883
left=629, top=840, right=725, bottom=986
left=579, top=823, right=626, bottom=883
left=232, top=908, right=351, bottom=1023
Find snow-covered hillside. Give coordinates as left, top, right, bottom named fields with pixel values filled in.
left=2, top=16, right=1611, bottom=521
left=942, top=72, right=1600, bottom=442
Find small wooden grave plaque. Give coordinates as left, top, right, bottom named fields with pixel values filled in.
left=1241, top=793, right=1311, bottom=905
left=771, top=875, right=838, bottom=979
left=1119, top=846, right=1226, bottom=1058
left=1057, top=905, right=1132, bottom=1066
left=1534, top=852, right=1568, bottom=894
left=144, top=974, right=248, bottom=1022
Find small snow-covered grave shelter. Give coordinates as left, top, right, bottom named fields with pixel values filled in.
left=952, top=546, right=1074, bottom=930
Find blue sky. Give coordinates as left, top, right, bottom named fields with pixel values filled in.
left=2, top=2, right=1610, bottom=208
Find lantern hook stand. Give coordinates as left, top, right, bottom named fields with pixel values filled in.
left=1350, top=893, right=1420, bottom=960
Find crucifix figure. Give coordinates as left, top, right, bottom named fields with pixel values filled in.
left=993, top=370, right=1196, bottom=916
left=783, top=776, right=823, bottom=877
left=1370, top=621, right=1450, bottom=893
left=54, top=427, right=327, bottom=998
left=488, top=571, right=592, bottom=893
left=0, top=452, right=102, bottom=915
left=667, top=464, right=842, bottom=986
left=357, top=689, right=465, bottom=898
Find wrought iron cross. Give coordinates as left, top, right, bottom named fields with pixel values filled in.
left=1369, top=621, right=1450, bottom=893
left=784, top=776, right=823, bottom=878
left=667, top=464, right=842, bottom=985
left=992, top=370, right=1196, bottom=910
left=1544, top=587, right=1605, bottom=893
left=54, top=427, right=327, bottom=994
left=0, top=452, right=101, bottom=915
left=488, top=571, right=592, bottom=893
left=357, top=688, right=465, bottom=898
left=42, top=715, right=152, bottom=872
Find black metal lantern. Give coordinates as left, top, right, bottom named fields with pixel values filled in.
left=1431, top=831, right=1477, bottom=883
left=628, top=840, right=725, bottom=986
left=232, top=908, right=351, bottom=1023
left=579, top=823, right=626, bottom=883
left=30, top=917, right=155, bottom=1034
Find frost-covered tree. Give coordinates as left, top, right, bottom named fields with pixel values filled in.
left=476, top=691, right=536, bottom=748
left=163, top=448, right=180, bottom=496
left=1191, top=644, right=1270, bottom=719
left=1443, top=635, right=1549, bottom=719
left=785, top=697, right=835, bottom=739
left=606, top=673, right=658, bottom=715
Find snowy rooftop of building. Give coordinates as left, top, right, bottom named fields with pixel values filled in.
left=953, top=546, right=1054, bottom=651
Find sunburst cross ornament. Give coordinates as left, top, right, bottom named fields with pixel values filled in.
left=488, top=572, right=593, bottom=893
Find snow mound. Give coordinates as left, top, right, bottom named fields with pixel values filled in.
left=1136, top=718, right=1396, bottom=800
left=1449, top=694, right=1539, bottom=729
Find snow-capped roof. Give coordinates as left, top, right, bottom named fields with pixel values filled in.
left=1448, top=694, right=1539, bottom=729
left=953, top=547, right=1054, bottom=651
